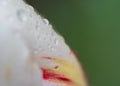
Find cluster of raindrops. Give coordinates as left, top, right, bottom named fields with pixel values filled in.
left=0, top=0, right=69, bottom=59
left=31, top=14, right=61, bottom=54
left=3, top=1, right=68, bottom=58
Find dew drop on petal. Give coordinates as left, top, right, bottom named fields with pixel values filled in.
left=35, top=21, right=40, bottom=30
left=48, top=44, right=53, bottom=50
left=28, top=5, right=34, bottom=11
left=27, top=5, right=34, bottom=17
left=49, top=45, right=55, bottom=51
left=17, top=9, right=27, bottom=22
left=54, top=38, right=59, bottom=45
left=48, top=45, right=52, bottom=49
left=42, top=19, right=49, bottom=25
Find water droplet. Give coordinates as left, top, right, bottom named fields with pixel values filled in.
left=35, top=21, right=40, bottom=30
left=27, top=5, right=34, bottom=17
left=49, top=31, right=55, bottom=39
left=48, top=44, right=52, bottom=49
left=54, top=38, right=59, bottom=45
left=48, top=44, right=55, bottom=51
left=28, top=5, right=34, bottom=11
left=17, top=9, right=27, bottom=22
left=42, top=19, right=49, bottom=25
left=48, top=45, right=52, bottom=48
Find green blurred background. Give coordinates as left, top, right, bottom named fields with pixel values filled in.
left=26, top=0, right=120, bottom=86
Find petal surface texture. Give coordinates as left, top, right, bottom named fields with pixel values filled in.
left=0, top=0, right=88, bottom=86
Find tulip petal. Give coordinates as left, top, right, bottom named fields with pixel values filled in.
left=0, top=0, right=88, bottom=86
left=40, top=51, right=88, bottom=86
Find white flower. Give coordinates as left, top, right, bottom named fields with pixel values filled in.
left=0, top=0, right=88, bottom=86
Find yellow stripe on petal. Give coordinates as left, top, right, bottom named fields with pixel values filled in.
left=42, top=51, right=88, bottom=86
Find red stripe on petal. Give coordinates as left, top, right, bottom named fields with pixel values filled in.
left=42, top=68, right=71, bottom=83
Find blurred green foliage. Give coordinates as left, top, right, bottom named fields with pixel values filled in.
left=27, top=0, right=120, bottom=86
